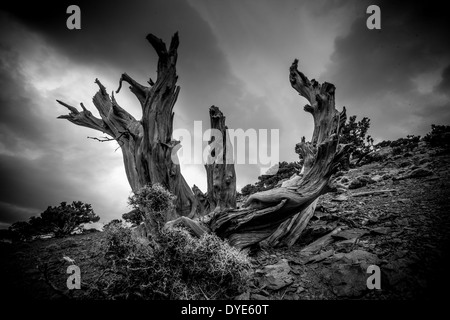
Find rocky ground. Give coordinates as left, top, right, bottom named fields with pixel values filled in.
left=244, top=144, right=450, bottom=300
left=1, top=143, right=450, bottom=300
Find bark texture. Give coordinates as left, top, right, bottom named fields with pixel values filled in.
left=264, top=59, right=347, bottom=247
left=57, top=33, right=198, bottom=219
left=207, top=135, right=349, bottom=249
left=205, top=106, right=237, bottom=212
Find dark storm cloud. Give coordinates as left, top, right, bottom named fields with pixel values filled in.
left=0, top=27, right=130, bottom=226
left=0, top=67, right=110, bottom=226
left=0, top=151, right=123, bottom=224
left=2, top=0, right=260, bottom=132
left=2, top=1, right=235, bottom=95
left=327, top=0, right=450, bottom=97
left=0, top=46, right=49, bottom=146
left=0, top=202, right=40, bottom=225
left=0, top=154, right=68, bottom=221
left=322, top=0, right=450, bottom=139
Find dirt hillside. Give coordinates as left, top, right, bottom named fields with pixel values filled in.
left=1, top=142, right=449, bottom=300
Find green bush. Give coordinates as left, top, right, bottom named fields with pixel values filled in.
left=9, top=201, right=100, bottom=240
left=103, top=219, right=123, bottom=231
left=40, top=201, right=100, bottom=237
left=127, top=183, right=176, bottom=233
left=98, top=225, right=251, bottom=300
left=128, top=183, right=176, bottom=214
left=122, top=209, right=143, bottom=226
left=9, top=221, right=36, bottom=242
left=424, top=124, right=450, bottom=148
left=103, top=223, right=142, bottom=260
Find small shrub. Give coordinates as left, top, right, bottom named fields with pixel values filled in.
left=128, top=183, right=176, bottom=233
left=348, top=176, right=375, bottom=190
left=392, top=146, right=403, bottom=156
left=389, top=135, right=420, bottom=154
left=424, top=124, right=450, bottom=148
left=103, top=223, right=141, bottom=260
left=8, top=201, right=100, bottom=241
left=98, top=225, right=251, bottom=300
left=40, top=201, right=100, bottom=237
left=128, top=184, right=176, bottom=214
left=122, top=209, right=143, bottom=226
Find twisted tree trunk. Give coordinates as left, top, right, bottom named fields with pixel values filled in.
left=57, top=33, right=198, bottom=220
left=166, top=60, right=350, bottom=249
left=263, top=60, right=347, bottom=247
left=57, top=32, right=348, bottom=249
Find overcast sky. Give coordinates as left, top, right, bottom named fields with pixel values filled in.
left=1, top=0, right=449, bottom=228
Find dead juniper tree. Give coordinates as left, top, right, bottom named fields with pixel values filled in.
left=57, top=32, right=349, bottom=249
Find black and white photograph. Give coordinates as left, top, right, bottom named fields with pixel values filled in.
left=1, top=0, right=449, bottom=314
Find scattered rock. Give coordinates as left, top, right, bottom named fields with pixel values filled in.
left=320, top=262, right=368, bottom=297
left=403, top=152, right=413, bottom=157
left=396, top=218, right=409, bottom=226
left=332, top=228, right=369, bottom=240
left=307, top=249, right=334, bottom=263
left=383, top=259, right=412, bottom=287
left=321, top=250, right=382, bottom=297
left=371, top=227, right=391, bottom=235
left=399, top=161, right=412, bottom=168
left=371, top=174, right=383, bottom=182
left=235, top=291, right=250, bottom=300
left=334, top=249, right=380, bottom=267
left=340, top=177, right=349, bottom=183
left=394, top=167, right=434, bottom=181
left=296, top=286, right=305, bottom=293
left=261, top=259, right=294, bottom=290
left=332, top=194, right=348, bottom=202
left=408, top=168, right=434, bottom=178
left=348, top=176, right=376, bottom=189
left=335, top=238, right=358, bottom=247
